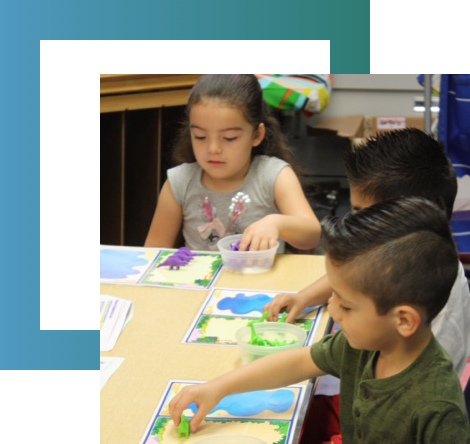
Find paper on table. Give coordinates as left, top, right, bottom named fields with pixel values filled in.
left=100, top=357, right=124, bottom=390
left=100, top=294, right=133, bottom=351
left=139, top=380, right=307, bottom=444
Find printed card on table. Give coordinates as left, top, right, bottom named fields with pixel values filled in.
left=100, top=245, right=223, bottom=290
left=100, top=246, right=160, bottom=285
left=140, top=249, right=223, bottom=290
left=100, top=356, right=124, bottom=390
left=100, top=294, right=133, bottom=351
left=139, top=380, right=307, bottom=444
left=183, top=288, right=323, bottom=345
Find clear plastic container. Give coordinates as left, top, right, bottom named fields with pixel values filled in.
left=194, top=435, right=267, bottom=444
left=235, top=322, right=307, bottom=364
left=217, top=234, right=278, bottom=274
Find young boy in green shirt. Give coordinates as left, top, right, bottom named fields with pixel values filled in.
left=264, top=128, right=470, bottom=376
left=169, top=197, right=469, bottom=442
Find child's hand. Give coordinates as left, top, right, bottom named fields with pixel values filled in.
left=239, top=215, right=279, bottom=251
left=169, top=382, right=224, bottom=433
left=263, top=293, right=305, bottom=323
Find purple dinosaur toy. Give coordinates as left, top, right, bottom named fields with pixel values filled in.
left=157, top=247, right=199, bottom=270
left=178, top=247, right=199, bottom=257
left=157, top=255, right=190, bottom=270
left=172, top=248, right=197, bottom=261
left=230, top=240, right=250, bottom=251
left=171, top=252, right=193, bottom=262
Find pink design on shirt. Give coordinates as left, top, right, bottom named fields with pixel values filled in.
left=227, top=192, right=251, bottom=233
left=198, top=195, right=225, bottom=244
left=197, top=219, right=226, bottom=240
left=201, top=196, right=214, bottom=222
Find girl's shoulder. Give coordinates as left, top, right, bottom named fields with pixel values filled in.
left=167, top=162, right=201, bottom=203
left=250, top=155, right=291, bottom=196
left=253, top=154, right=289, bottom=169
left=168, top=162, right=200, bottom=176
left=252, top=155, right=290, bottom=177
left=167, top=162, right=201, bottom=183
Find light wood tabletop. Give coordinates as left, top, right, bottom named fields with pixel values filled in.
left=100, top=252, right=329, bottom=444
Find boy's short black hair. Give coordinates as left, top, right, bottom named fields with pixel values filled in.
left=322, top=197, right=458, bottom=323
left=344, top=129, right=457, bottom=220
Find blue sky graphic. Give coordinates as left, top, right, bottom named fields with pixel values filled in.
left=187, top=389, right=294, bottom=416
left=217, top=293, right=271, bottom=314
left=100, top=249, right=149, bottom=279
left=217, top=292, right=316, bottom=316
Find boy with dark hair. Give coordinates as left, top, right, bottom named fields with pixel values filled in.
left=344, top=128, right=457, bottom=219
left=265, top=128, right=470, bottom=375
left=169, top=198, right=469, bottom=442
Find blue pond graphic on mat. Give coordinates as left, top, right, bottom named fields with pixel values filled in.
left=188, top=390, right=294, bottom=416
left=217, top=293, right=272, bottom=314
left=301, top=306, right=316, bottom=316
left=100, top=250, right=150, bottom=279
left=217, top=292, right=317, bottom=318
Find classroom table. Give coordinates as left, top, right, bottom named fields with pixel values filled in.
left=100, top=252, right=330, bottom=444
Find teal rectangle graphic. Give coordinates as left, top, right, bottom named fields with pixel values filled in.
left=0, top=0, right=370, bottom=370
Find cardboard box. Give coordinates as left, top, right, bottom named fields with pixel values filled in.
left=308, top=114, right=425, bottom=140
left=307, top=115, right=365, bottom=138
left=363, top=116, right=425, bottom=138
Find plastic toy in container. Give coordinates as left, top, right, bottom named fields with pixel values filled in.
left=235, top=314, right=307, bottom=364
left=217, top=234, right=278, bottom=274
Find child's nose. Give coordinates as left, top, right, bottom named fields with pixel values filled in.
left=208, top=140, right=222, bottom=154
left=328, top=296, right=341, bottom=322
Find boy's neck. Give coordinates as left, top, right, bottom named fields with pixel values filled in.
left=374, top=327, right=433, bottom=379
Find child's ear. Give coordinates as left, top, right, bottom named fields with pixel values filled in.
left=392, top=305, right=422, bottom=338
left=252, top=123, right=266, bottom=147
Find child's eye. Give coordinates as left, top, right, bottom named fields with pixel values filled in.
left=339, top=305, right=351, bottom=312
left=224, top=137, right=237, bottom=142
left=194, top=136, right=206, bottom=141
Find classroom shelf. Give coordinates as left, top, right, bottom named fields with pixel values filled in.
left=100, top=75, right=198, bottom=246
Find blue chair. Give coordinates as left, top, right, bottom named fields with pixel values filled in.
left=437, top=75, right=470, bottom=266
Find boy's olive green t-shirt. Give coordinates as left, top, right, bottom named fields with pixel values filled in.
left=311, top=331, right=469, bottom=443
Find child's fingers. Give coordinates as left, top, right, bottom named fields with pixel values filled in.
left=268, top=311, right=280, bottom=322
left=262, top=301, right=272, bottom=312
left=268, top=306, right=281, bottom=322
left=169, top=398, right=182, bottom=426
left=248, top=235, right=261, bottom=251
left=169, top=390, right=193, bottom=425
left=255, top=235, right=277, bottom=251
left=258, top=238, right=269, bottom=251
left=264, top=297, right=284, bottom=321
left=262, top=302, right=275, bottom=321
left=238, top=233, right=252, bottom=251
left=189, top=404, right=210, bottom=432
left=286, top=309, right=299, bottom=324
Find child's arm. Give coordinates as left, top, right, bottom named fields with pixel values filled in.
left=144, top=180, right=183, bottom=248
left=264, top=275, right=332, bottom=323
left=238, top=167, right=321, bottom=251
left=169, top=347, right=325, bottom=433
